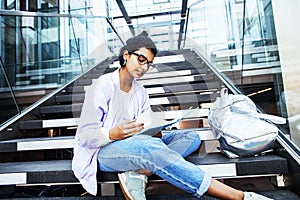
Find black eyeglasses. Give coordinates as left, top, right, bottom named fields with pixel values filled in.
left=129, top=52, right=156, bottom=70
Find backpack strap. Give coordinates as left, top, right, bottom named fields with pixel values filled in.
left=220, top=88, right=286, bottom=124
left=256, top=113, right=286, bottom=124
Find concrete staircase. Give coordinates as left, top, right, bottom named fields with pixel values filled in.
left=0, top=49, right=294, bottom=199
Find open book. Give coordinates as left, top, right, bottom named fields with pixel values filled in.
left=135, top=108, right=199, bottom=136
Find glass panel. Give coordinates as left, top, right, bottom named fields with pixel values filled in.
left=108, top=0, right=181, bottom=17
left=0, top=61, right=19, bottom=126
left=107, top=0, right=182, bottom=51
left=1, top=0, right=16, bottom=10
left=270, top=0, right=300, bottom=148
left=184, top=0, right=300, bottom=151
left=108, top=15, right=182, bottom=51
left=0, top=11, right=124, bottom=126
left=241, top=0, right=284, bottom=129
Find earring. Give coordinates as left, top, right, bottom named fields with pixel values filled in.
left=123, top=59, right=127, bottom=66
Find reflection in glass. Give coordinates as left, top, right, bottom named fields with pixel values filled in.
left=0, top=11, right=122, bottom=126
left=184, top=0, right=299, bottom=150
left=0, top=59, right=19, bottom=125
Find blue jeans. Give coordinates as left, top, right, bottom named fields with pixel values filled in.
left=97, top=130, right=211, bottom=198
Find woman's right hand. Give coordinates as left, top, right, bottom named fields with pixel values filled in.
left=109, top=119, right=144, bottom=140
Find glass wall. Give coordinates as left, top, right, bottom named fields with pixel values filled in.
left=1, top=0, right=299, bottom=154
left=184, top=0, right=299, bottom=153
left=107, top=0, right=183, bottom=51
left=0, top=58, right=20, bottom=124
left=0, top=9, right=123, bottom=126
left=0, top=13, right=111, bottom=86
left=271, top=0, right=300, bottom=150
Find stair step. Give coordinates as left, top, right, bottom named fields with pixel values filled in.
left=79, top=68, right=116, bottom=80
left=108, top=54, right=186, bottom=69
left=18, top=120, right=42, bottom=130
left=0, top=49, right=295, bottom=199
left=138, top=74, right=216, bottom=86
left=154, top=54, right=185, bottom=64
left=108, top=61, right=207, bottom=73
left=18, top=109, right=209, bottom=130
left=85, top=63, right=208, bottom=80
left=68, top=68, right=220, bottom=96
left=77, top=64, right=212, bottom=87
left=154, top=61, right=207, bottom=71
left=39, top=104, right=82, bottom=115
left=76, top=79, right=92, bottom=86
left=54, top=94, right=85, bottom=103
left=0, top=160, right=77, bottom=185
left=187, top=153, right=289, bottom=177
left=38, top=92, right=217, bottom=115
left=0, top=136, right=74, bottom=152
left=147, top=82, right=221, bottom=96
left=76, top=53, right=204, bottom=87
left=0, top=153, right=288, bottom=185
left=121, top=79, right=216, bottom=92
left=76, top=66, right=215, bottom=87
left=149, top=92, right=219, bottom=106
left=78, top=74, right=216, bottom=90
left=139, top=69, right=210, bottom=80
left=66, top=82, right=220, bottom=98
left=54, top=83, right=220, bottom=104
left=0, top=128, right=215, bottom=152
left=63, top=85, right=85, bottom=94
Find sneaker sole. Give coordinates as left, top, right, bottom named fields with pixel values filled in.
left=118, top=173, right=133, bottom=200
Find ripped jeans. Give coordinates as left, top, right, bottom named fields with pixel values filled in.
left=97, top=130, right=211, bottom=198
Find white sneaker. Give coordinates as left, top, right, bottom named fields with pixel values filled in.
left=244, top=192, right=273, bottom=200
left=118, top=171, right=148, bottom=200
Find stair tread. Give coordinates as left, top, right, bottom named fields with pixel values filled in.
left=0, top=136, right=74, bottom=152
left=54, top=83, right=220, bottom=104
left=39, top=92, right=217, bottom=115
left=18, top=108, right=209, bottom=131
left=66, top=82, right=221, bottom=96
left=0, top=128, right=216, bottom=152
left=0, top=153, right=289, bottom=185
left=0, top=49, right=291, bottom=194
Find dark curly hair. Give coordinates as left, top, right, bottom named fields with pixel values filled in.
left=119, top=31, right=158, bottom=67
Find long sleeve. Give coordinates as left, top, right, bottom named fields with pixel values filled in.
left=72, top=69, right=151, bottom=195
left=72, top=72, right=116, bottom=196
left=75, top=76, right=113, bottom=149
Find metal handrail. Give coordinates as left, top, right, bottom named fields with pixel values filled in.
left=106, top=18, right=125, bottom=45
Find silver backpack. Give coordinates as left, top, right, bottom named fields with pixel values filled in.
left=208, top=88, right=286, bottom=158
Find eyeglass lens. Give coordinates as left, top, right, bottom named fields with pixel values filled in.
left=137, top=55, right=148, bottom=64
left=130, top=52, right=155, bottom=69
